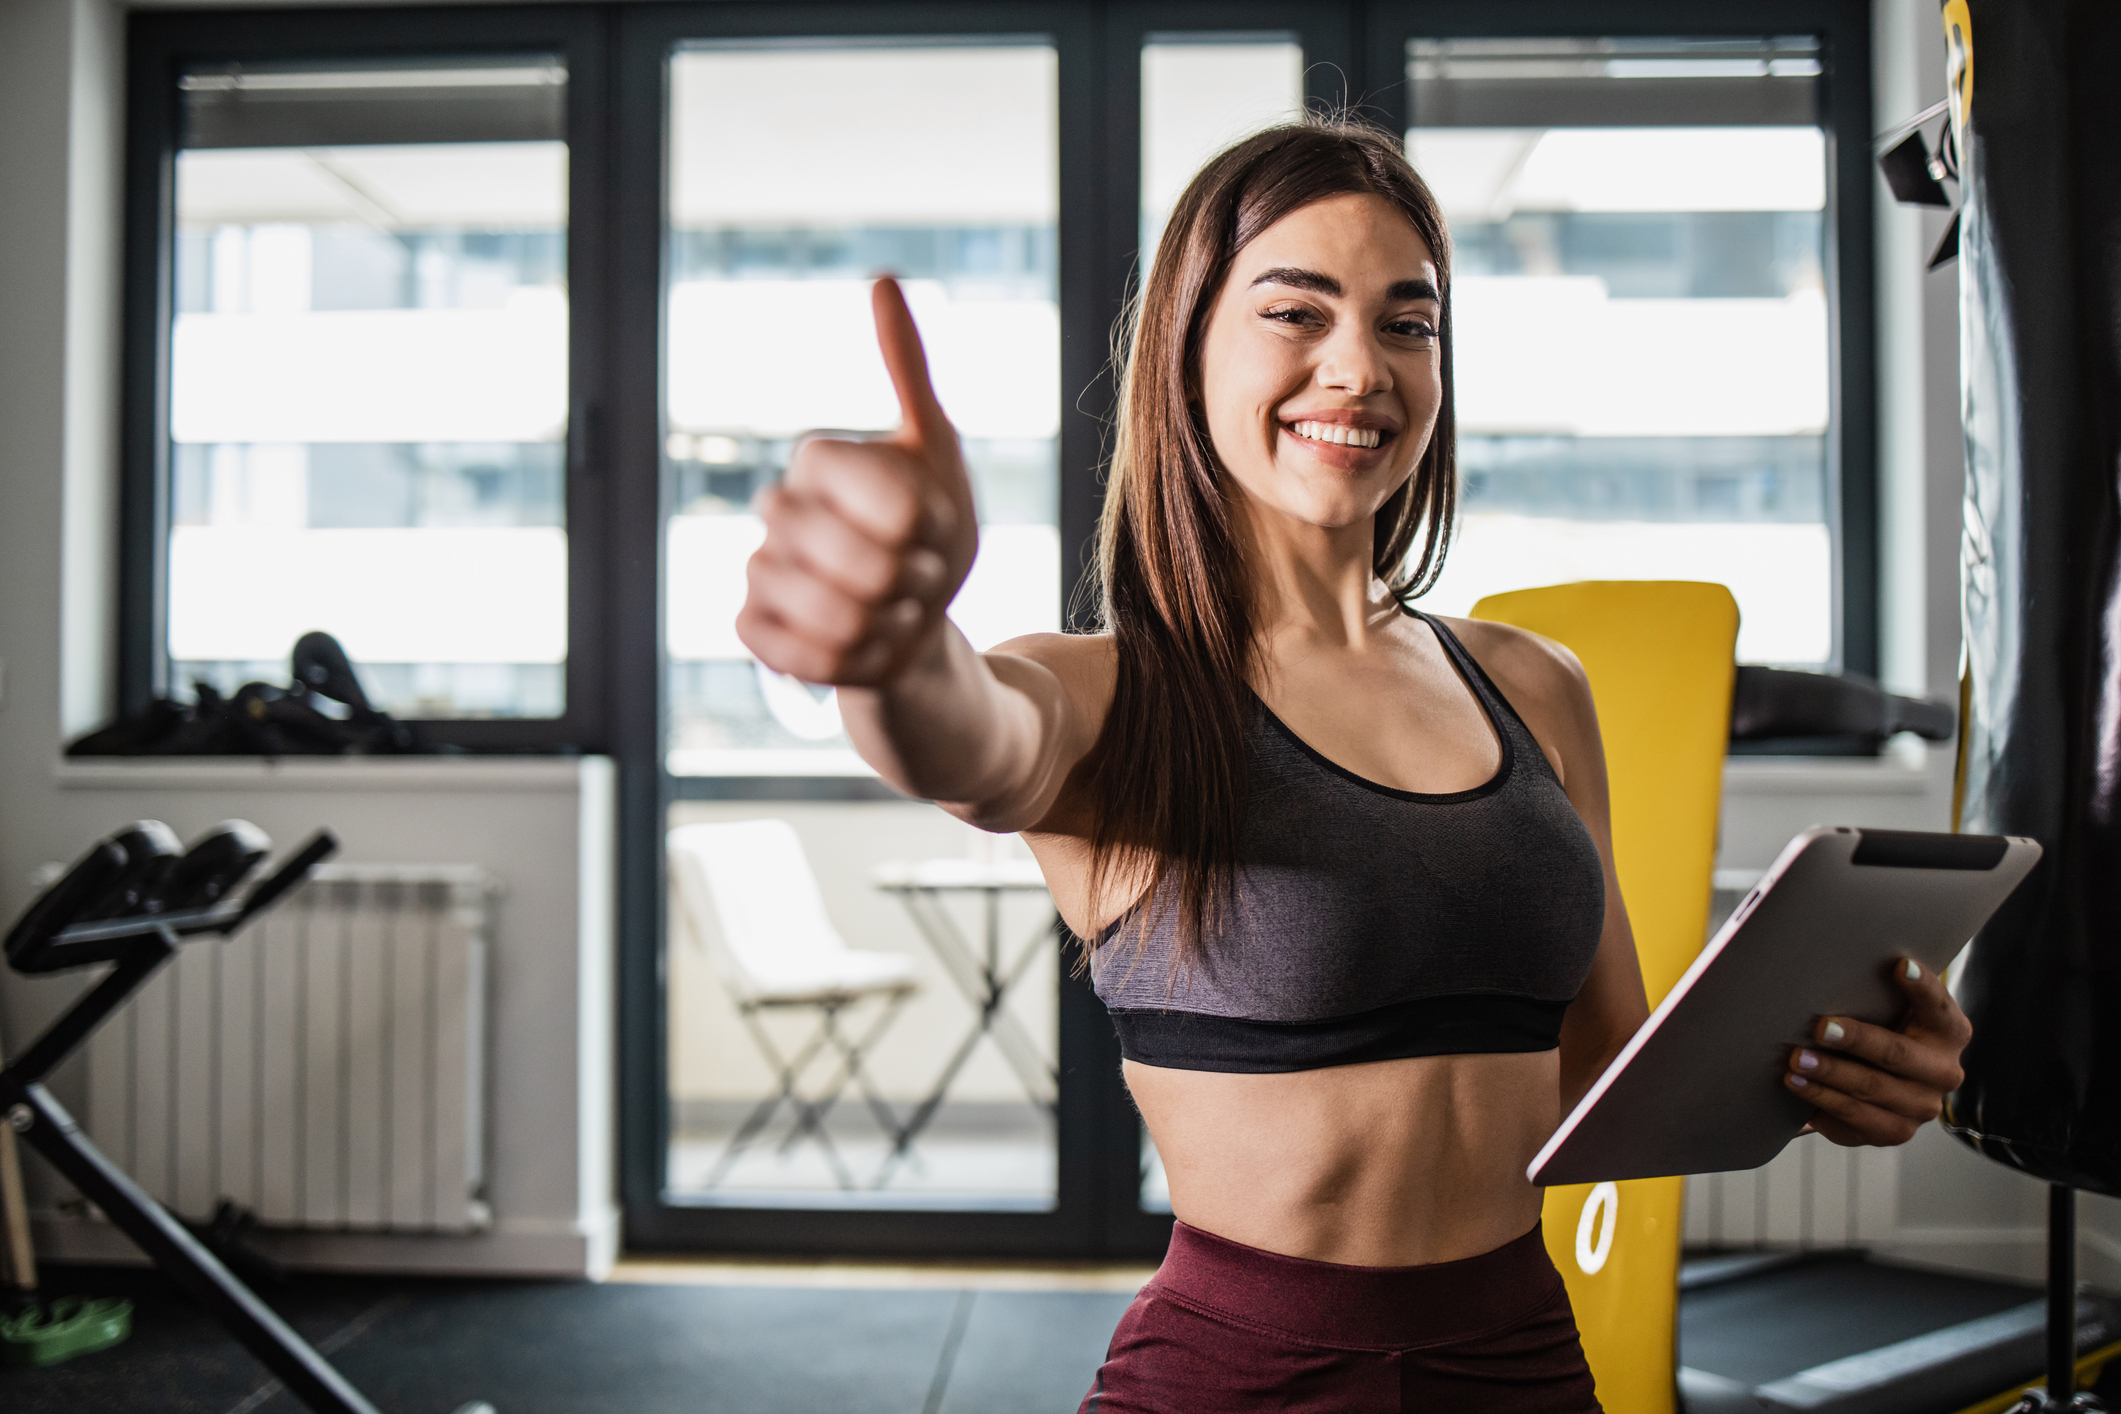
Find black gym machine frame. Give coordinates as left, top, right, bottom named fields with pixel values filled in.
left=0, top=821, right=439, bottom=1414
left=2022, top=1182, right=2103, bottom=1413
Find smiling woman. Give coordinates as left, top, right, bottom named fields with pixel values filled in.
left=733, top=113, right=1966, bottom=1414
left=1084, top=132, right=1455, bottom=965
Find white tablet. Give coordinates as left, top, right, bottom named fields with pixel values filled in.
left=1528, top=826, right=2042, bottom=1187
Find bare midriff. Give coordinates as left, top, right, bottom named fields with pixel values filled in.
left=1125, top=1048, right=1559, bottom=1268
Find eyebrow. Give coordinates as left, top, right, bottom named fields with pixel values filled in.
left=1249, top=267, right=1440, bottom=303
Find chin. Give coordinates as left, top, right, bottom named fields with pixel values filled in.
left=1271, top=493, right=1377, bottom=531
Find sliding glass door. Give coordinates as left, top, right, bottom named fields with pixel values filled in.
left=662, top=38, right=1065, bottom=1213
left=614, top=4, right=1109, bottom=1257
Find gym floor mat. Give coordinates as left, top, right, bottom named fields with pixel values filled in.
left=0, top=1263, right=1134, bottom=1413
left=8, top=1254, right=2115, bottom=1412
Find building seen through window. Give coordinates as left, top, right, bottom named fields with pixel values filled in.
left=169, top=62, right=570, bottom=718
left=1406, top=37, right=1833, bottom=665
left=664, top=45, right=1061, bottom=777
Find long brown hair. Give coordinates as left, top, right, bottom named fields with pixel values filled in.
left=1082, top=114, right=1457, bottom=963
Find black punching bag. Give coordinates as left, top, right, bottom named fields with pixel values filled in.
left=1945, top=0, right=2121, bottom=1194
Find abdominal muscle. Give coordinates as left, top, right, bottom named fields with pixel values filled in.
left=1126, top=1048, right=1559, bottom=1268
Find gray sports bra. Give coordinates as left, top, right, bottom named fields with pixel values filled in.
left=1090, top=612, right=1606, bottom=1073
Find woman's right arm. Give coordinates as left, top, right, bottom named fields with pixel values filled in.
left=733, top=279, right=1101, bottom=832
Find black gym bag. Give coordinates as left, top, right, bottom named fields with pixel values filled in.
left=67, top=632, right=432, bottom=757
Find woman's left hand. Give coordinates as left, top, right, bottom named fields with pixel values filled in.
left=1786, top=958, right=1973, bottom=1146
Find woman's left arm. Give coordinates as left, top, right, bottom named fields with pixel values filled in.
left=1445, top=619, right=1649, bottom=1110
left=1450, top=618, right=1974, bottom=1144
left=1785, top=962, right=1972, bottom=1145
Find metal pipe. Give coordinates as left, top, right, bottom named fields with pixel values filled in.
left=2050, top=1183, right=2077, bottom=1403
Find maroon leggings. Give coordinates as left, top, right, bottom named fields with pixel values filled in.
left=1080, top=1221, right=1601, bottom=1414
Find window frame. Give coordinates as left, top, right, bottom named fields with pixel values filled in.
left=121, top=4, right=616, bottom=751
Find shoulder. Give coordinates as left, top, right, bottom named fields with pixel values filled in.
left=1435, top=615, right=1590, bottom=709
left=990, top=630, right=1116, bottom=690
left=1430, top=615, right=1600, bottom=784
left=987, top=631, right=1118, bottom=738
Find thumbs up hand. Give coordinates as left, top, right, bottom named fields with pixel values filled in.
left=737, top=279, right=980, bottom=686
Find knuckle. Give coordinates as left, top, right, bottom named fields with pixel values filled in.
left=842, top=549, right=899, bottom=599
left=733, top=609, right=767, bottom=656
left=874, top=487, right=924, bottom=543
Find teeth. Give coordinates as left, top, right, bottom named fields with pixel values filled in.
left=1292, top=421, right=1382, bottom=449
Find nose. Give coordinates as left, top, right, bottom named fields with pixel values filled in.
left=1314, top=322, right=1394, bottom=397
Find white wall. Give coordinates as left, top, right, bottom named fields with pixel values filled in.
left=0, top=0, right=614, bottom=1279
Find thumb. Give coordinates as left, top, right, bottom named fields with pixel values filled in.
left=872, top=277, right=954, bottom=455
left=1895, top=956, right=1969, bottom=1037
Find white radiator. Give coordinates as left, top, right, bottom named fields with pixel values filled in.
left=1684, top=1119, right=1903, bottom=1249
left=85, top=864, right=495, bottom=1234
left=1681, top=874, right=1903, bottom=1253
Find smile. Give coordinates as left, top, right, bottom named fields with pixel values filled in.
left=1289, top=421, right=1385, bottom=449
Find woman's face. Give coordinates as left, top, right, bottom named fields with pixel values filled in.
left=1196, top=192, right=1443, bottom=535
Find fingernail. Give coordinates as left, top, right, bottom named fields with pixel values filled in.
left=1822, top=1021, right=1846, bottom=1044
left=1796, top=1049, right=1820, bottom=1071
left=1906, top=960, right=1922, bottom=980
left=1789, top=1074, right=1810, bottom=1088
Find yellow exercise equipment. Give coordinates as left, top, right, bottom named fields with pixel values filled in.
left=1471, top=581, right=1740, bottom=1414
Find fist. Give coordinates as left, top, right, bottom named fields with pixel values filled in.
left=735, top=279, right=978, bottom=686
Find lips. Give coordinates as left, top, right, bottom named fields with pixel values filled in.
left=1288, top=419, right=1388, bottom=450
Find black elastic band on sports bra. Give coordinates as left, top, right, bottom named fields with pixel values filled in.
left=1410, top=610, right=1536, bottom=742
left=1110, top=994, right=1568, bottom=1074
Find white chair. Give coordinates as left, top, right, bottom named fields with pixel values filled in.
left=667, top=820, right=920, bottom=1189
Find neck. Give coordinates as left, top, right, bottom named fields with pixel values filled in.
left=1232, top=493, right=1401, bottom=661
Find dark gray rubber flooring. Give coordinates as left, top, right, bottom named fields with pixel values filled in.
left=1678, top=1251, right=2042, bottom=1387
left=13, top=1254, right=2119, bottom=1413
left=1, top=1263, right=1133, bottom=1414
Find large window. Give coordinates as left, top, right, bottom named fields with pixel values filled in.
left=1405, top=37, right=1838, bottom=666
left=660, top=41, right=1064, bottom=1214
left=167, top=61, right=573, bottom=719
left=125, top=3, right=1875, bottom=1259
left=663, top=43, right=1062, bottom=778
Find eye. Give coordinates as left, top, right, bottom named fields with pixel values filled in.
left=1384, top=314, right=1439, bottom=341
left=1261, top=303, right=1323, bottom=328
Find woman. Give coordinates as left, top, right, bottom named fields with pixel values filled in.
left=737, top=118, right=1972, bottom=1412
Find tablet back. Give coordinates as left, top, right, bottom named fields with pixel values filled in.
left=1531, top=827, right=2042, bottom=1186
